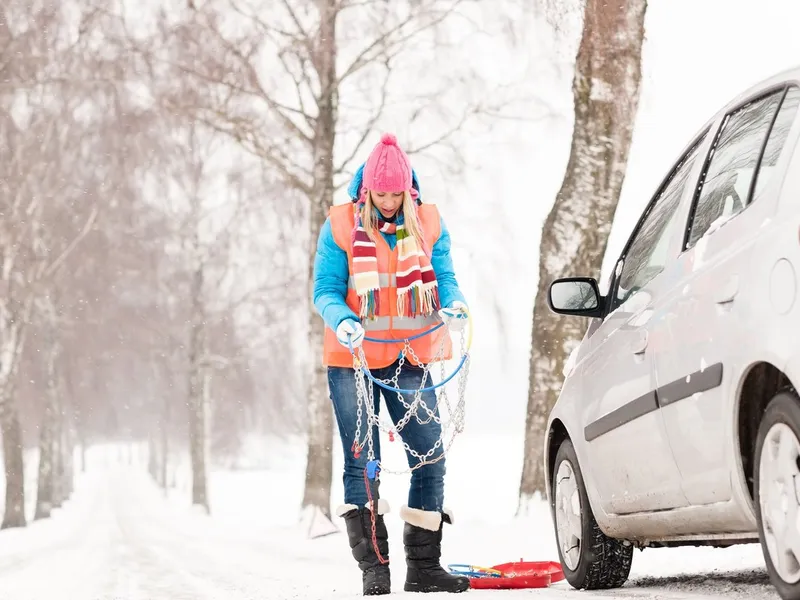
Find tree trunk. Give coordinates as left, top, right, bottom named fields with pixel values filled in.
left=203, top=362, right=212, bottom=481
left=34, top=399, right=55, bottom=520
left=188, top=266, right=210, bottom=512
left=147, top=433, right=158, bottom=482
left=75, top=411, right=87, bottom=474
left=518, top=0, right=648, bottom=506
left=0, top=315, right=25, bottom=529
left=151, top=346, right=169, bottom=491
left=57, top=418, right=73, bottom=502
left=51, top=415, right=64, bottom=509
left=63, top=421, right=74, bottom=499
left=301, top=0, right=338, bottom=522
left=51, top=375, right=66, bottom=509
left=1, top=398, right=25, bottom=529
left=159, top=392, right=169, bottom=491
left=37, top=324, right=59, bottom=519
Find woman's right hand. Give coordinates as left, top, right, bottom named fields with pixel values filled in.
left=336, top=319, right=365, bottom=349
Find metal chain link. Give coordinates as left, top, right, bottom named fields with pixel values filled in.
left=350, top=318, right=470, bottom=475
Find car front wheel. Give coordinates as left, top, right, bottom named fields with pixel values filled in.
left=552, top=438, right=633, bottom=590
left=755, top=390, right=800, bottom=600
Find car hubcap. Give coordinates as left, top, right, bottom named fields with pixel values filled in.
left=760, top=422, right=800, bottom=584
left=555, top=459, right=583, bottom=571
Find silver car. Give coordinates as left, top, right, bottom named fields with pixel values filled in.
left=545, top=65, right=800, bottom=600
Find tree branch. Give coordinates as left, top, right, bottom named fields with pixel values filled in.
left=335, top=60, right=393, bottom=176
left=190, top=12, right=315, bottom=143
left=336, top=0, right=464, bottom=87
left=41, top=207, right=99, bottom=281
left=185, top=108, right=314, bottom=195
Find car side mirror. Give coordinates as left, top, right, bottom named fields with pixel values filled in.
left=547, top=277, right=605, bottom=319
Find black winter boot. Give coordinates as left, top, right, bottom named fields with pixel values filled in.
left=400, top=506, right=470, bottom=593
left=338, top=501, right=392, bottom=596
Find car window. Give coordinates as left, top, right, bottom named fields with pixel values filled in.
left=752, top=86, right=800, bottom=201
left=612, top=134, right=707, bottom=310
left=686, top=90, right=784, bottom=248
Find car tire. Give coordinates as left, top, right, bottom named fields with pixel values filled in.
left=551, top=438, right=633, bottom=590
left=754, top=390, right=800, bottom=600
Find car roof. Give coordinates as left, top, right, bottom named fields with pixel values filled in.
left=726, top=64, right=800, bottom=109
left=710, top=65, right=800, bottom=127
left=667, top=65, right=800, bottom=176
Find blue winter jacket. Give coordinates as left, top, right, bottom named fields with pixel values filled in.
left=313, top=167, right=466, bottom=333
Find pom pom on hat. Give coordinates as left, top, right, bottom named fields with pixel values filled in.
left=380, top=133, right=398, bottom=146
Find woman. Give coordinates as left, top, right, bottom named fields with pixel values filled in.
left=313, top=133, right=470, bottom=595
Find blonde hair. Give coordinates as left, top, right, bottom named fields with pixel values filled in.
left=361, top=190, right=425, bottom=249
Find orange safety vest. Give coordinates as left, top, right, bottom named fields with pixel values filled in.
left=322, top=203, right=453, bottom=369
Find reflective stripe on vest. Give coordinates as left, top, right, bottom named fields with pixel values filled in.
left=321, top=203, right=453, bottom=369
left=363, top=313, right=441, bottom=332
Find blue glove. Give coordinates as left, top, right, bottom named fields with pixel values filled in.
left=438, top=301, right=468, bottom=331
left=336, top=319, right=365, bottom=349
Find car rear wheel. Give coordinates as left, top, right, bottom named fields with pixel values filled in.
left=552, top=438, right=633, bottom=589
left=755, top=390, right=800, bottom=600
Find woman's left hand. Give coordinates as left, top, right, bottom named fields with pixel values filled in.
left=439, top=301, right=468, bottom=331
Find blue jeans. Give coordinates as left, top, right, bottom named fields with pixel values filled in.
left=328, top=360, right=446, bottom=512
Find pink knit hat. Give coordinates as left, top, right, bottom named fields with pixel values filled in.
left=362, top=133, right=412, bottom=193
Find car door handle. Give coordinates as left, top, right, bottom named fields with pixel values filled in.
left=714, top=275, right=739, bottom=304
left=632, top=330, right=648, bottom=355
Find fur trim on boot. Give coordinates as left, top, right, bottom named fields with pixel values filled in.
left=399, top=505, right=454, bottom=531
left=336, top=499, right=391, bottom=517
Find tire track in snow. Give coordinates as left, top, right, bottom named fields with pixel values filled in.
left=109, top=481, right=235, bottom=600
left=108, top=468, right=337, bottom=598
left=111, top=468, right=356, bottom=598
left=109, top=473, right=268, bottom=600
left=0, top=476, right=113, bottom=599
left=0, top=475, right=104, bottom=575
left=622, top=569, right=778, bottom=599
left=466, top=578, right=778, bottom=600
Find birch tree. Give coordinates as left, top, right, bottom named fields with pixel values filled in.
left=139, top=101, right=290, bottom=509
left=33, top=297, right=63, bottom=520
left=0, top=119, right=97, bottom=528
left=518, top=0, right=648, bottom=504
left=29, top=89, right=135, bottom=520
left=0, top=87, right=96, bottom=527
left=143, top=123, right=222, bottom=512
left=1, top=96, right=102, bottom=527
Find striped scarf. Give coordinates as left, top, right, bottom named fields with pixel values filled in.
left=351, top=206, right=440, bottom=321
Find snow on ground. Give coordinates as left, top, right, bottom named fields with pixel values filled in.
left=0, top=435, right=781, bottom=599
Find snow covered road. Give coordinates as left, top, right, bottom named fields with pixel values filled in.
left=0, top=464, right=784, bottom=599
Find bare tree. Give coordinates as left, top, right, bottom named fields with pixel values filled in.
left=0, top=74, right=98, bottom=532
left=0, top=108, right=96, bottom=528
left=518, top=0, right=648, bottom=506
left=134, top=100, right=293, bottom=509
